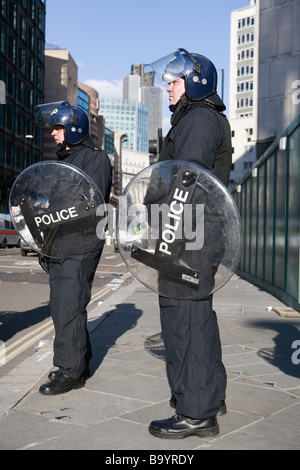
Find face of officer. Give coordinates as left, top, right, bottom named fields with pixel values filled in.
left=51, top=125, right=70, bottom=149
left=166, top=77, right=186, bottom=106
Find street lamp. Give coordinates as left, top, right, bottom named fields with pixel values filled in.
left=114, top=131, right=127, bottom=197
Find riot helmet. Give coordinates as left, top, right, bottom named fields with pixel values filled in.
left=35, top=101, right=89, bottom=146
left=144, top=48, right=220, bottom=102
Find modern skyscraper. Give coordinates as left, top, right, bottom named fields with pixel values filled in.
left=131, top=64, right=163, bottom=144
left=0, top=0, right=46, bottom=212
left=100, top=98, right=149, bottom=153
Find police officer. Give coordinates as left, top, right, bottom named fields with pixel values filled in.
left=37, top=102, right=112, bottom=395
left=145, top=49, right=232, bottom=438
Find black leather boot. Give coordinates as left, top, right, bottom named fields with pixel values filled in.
left=149, top=414, right=219, bottom=439
left=48, top=366, right=90, bottom=382
left=39, top=374, right=84, bottom=395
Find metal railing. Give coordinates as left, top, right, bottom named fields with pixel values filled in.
left=232, top=113, right=300, bottom=312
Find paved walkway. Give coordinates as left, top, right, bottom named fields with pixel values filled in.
left=0, top=274, right=299, bottom=450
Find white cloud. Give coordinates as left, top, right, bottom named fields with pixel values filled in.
left=84, top=79, right=123, bottom=100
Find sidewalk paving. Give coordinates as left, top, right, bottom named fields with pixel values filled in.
left=0, top=273, right=299, bottom=450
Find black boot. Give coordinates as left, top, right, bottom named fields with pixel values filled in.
left=39, top=374, right=85, bottom=395
left=48, top=366, right=90, bottom=382
left=149, top=414, right=219, bottom=439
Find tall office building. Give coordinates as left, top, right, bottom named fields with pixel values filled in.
left=123, top=74, right=140, bottom=102
left=78, top=81, right=100, bottom=145
left=131, top=64, right=163, bottom=144
left=229, top=0, right=258, bottom=186
left=42, top=48, right=78, bottom=160
left=100, top=98, right=149, bottom=154
left=0, top=0, right=46, bottom=211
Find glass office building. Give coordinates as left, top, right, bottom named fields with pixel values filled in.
left=100, top=99, right=149, bottom=154
left=0, top=0, right=46, bottom=211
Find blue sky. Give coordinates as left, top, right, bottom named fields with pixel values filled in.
left=45, top=0, right=250, bottom=134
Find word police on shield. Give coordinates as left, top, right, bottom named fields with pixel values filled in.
left=9, top=161, right=106, bottom=259
left=116, top=160, right=242, bottom=299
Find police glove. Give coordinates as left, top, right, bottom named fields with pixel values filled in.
left=38, top=253, right=49, bottom=274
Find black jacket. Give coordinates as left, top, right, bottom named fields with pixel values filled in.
left=56, top=135, right=112, bottom=203
left=159, top=99, right=232, bottom=187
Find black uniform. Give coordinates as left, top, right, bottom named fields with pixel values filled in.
left=49, top=136, right=112, bottom=380
left=158, top=97, right=232, bottom=419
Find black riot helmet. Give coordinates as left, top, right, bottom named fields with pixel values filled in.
left=35, top=101, right=89, bottom=146
left=145, top=48, right=224, bottom=105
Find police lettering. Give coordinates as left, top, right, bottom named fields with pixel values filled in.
left=34, top=207, right=78, bottom=227
left=159, top=187, right=188, bottom=256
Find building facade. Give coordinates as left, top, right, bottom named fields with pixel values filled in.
left=78, top=81, right=100, bottom=145
left=131, top=64, right=163, bottom=143
left=229, top=0, right=300, bottom=189
left=42, top=48, right=78, bottom=160
left=258, top=0, right=300, bottom=144
left=229, top=0, right=258, bottom=187
left=100, top=98, right=149, bottom=154
left=0, top=0, right=46, bottom=211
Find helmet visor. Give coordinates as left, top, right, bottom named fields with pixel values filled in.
left=144, top=49, right=194, bottom=88
left=34, top=101, right=77, bottom=128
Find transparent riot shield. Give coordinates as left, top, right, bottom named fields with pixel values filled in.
left=117, top=160, right=242, bottom=300
left=9, top=161, right=106, bottom=258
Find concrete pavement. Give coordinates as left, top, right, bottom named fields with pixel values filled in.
left=0, top=273, right=299, bottom=451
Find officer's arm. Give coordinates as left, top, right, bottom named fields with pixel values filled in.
left=84, top=150, right=112, bottom=203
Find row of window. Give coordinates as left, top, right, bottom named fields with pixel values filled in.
left=1, top=46, right=43, bottom=90
left=0, top=0, right=45, bottom=31
left=237, top=48, right=254, bottom=61
left=1, top=73, right=42, bottom=111
left=0, top=134, right=41, bottom=172
left=237, top=65, right=254, bottom=77
left=1, top=26, right=44, bottom=62
left=238, top=17, right=255, bottom=29
left=0, top=104, right=41, bottom=141
left=231, top=129, right=253, bottom=138
left=236, top=97, right=253, bottom=108
left=237, top=32, right=254, bottom=45
left=237, top=81, right=253, bottom=93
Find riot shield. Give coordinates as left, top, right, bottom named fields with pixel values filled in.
left=117, top=160, right=241, bottom=300
left=9, top=161, right=106, bottom=258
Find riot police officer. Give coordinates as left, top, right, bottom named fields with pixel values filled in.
left=144, top=49, right=232, bottom=438
left=36, top=102, right=112, bottom=395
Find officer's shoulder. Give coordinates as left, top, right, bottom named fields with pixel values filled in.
left=185, top=105, right=219, bottom=123
left=91, top=145, right=105, bottom=154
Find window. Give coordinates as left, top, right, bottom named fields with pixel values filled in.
left=21, top=17, right=27, bottom=42
left=0, top=0, right=7, bottom=18
left=0, top=26, right=6, bottom=54
left=244, top=161, right=253, bottom=170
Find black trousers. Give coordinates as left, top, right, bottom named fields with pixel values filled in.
left=159, top=295, right=226, bottom=419
left=49, top=249, right=103, bottom=379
